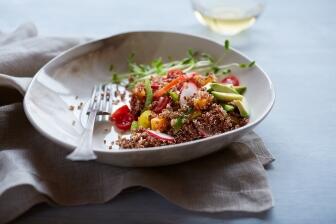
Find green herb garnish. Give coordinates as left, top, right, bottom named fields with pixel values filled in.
left=108, top=41, right=256, bottom=89
left=222, top=69, right=231, bottom=75
left=144, top=79, right=153, bottom=109
left=224, top=40, right=230, bottom=50
left=239, top=61, right=255, bottom=68
left=169, top=91, right=179, bottom=103
left=111, top=73, right=121, bottom=84
left=131, top=121, right=138, bottom=131
left=248, top=61, right=255, bottom=67
left=172, top=117, right=183, bottom=131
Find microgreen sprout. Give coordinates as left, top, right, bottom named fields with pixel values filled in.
left=110, top=40, right=255, bottom=89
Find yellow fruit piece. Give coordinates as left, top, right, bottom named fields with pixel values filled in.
left=194, top=74, right=215, bottom=86
left=150, top=117, right=167, bottom=132
left=138, top=110, right=151, bottom=128
left=133, top=84, right=146, bottom=98
left=193, top=98, right=209, bottom=110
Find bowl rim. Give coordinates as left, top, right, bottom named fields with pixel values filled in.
left=23, top=30, right=275, bottom=154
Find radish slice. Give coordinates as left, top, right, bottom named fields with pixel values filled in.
left=180, top=82, right=198, bottom=106
left=185, top=72, right=197, bottom=79
left=145, top=129, right=175, bottom=142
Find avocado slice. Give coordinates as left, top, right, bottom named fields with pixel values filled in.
left=233, top=86, right=247, bottom=95
left=204, top=83, right=213, bottom=92
left=233, top=99, right=249, bottom=117
left=212, top=91, right=243, bottom=101
left=221, top=104, right=235, bottom=112
left=211, top=83, right=239, bottom=94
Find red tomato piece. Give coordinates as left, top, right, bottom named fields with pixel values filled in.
left=221, top=75, right=240, bottom=86
left=152, top=96, right=170, bottom=113
left=151, top=82, right=160, bottom=91
left=115, top=114, right=134, bottom=130
left=110, top=105, right=134, bottom=131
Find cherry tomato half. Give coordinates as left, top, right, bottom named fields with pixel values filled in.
left=221, top=75, right=240, bottom=86
left=110, top=105, right=134, bottom=131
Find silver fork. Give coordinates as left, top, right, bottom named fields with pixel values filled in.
left=67, top=83, right=112, bottom=161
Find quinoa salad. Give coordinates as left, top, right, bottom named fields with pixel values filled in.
left=108, top=41, right=254, bottom=149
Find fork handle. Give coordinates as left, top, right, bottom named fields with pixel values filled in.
left=66, top=109, right=98, bottom=161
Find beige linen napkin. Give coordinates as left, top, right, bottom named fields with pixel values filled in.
left=0, top=24, right=274, bottom=224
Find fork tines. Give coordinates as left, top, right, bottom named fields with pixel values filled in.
left=87, top=83, right=113, bottom=117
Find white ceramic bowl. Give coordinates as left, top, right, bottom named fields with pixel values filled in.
left=0, top=31, right=275, bottom=167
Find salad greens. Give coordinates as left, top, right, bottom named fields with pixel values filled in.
left=110, top=40, right=255, bottom=89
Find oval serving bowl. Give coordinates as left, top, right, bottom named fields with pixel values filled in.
left=21, top=31, right=275, bottom=167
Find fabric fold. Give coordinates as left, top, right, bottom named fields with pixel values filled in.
left=0, top=24, right=274, bottom=224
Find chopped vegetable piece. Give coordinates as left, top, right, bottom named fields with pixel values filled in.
left=110, top=105, right=134, bottom=131
left=233, top=86, right=247, bottom=95
left=193, top=98, right=209, bottom=110
left=138, top=110, right=151, bottom=128
left=211, top=91, right=243, bottom=101
left=152, top=96, right=170, bottom=113
left=169, top=91, right=179, bottom=103
left=203, top=83, right=213, bottom=92
left=222, top=104, right=235, bottom=112
left=171, top=117, right=183, bottom=131
left=211, top=83, right=239, bottom=94
left=221, top=75, right=240, bottom=86
left=133, top=84, right=146, bottom=99
left=144, top=129, right=175, bottom=142
left=151, top=117, right=167, bottom=132
left=233, top=99, right=249, bottom=117
left=154, top=75, right=186, bottom=98
left=144, top=79, right=153, bottom=109
left=180, top=82, right=198, bottom=106
left=131, top=121, right=138, bottom=131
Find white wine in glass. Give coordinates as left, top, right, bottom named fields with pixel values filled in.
left=191, top=0, right=265, bottom=36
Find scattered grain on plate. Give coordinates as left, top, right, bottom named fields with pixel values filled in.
left=104, top=139, right=106, bottom=144
left=108, top=145, right=112, bottom=150
left=75, top=96, right=79, bottom=100
left=69, top=105, right=75, bottom=111
left=77, top=102, right=84, bottom=110
left=72, top=120, right=76, bottom=126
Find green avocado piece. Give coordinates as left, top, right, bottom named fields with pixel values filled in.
left=212, top=91, right=243, bottom=101
left=233, top=99, right=249, bottom=117
left=204, top=83, right=213, bottom=92
left=211, top=83, right=239, bottom=94
left=222, top=104, right=235, bottom=112
left=233, top=86, right=247, bottom=95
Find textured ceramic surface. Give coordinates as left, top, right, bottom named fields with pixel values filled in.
left=2, top=32, right=275, bottom=167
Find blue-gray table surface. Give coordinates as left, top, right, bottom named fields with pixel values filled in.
left=1, top=0, right=336, bottom=223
